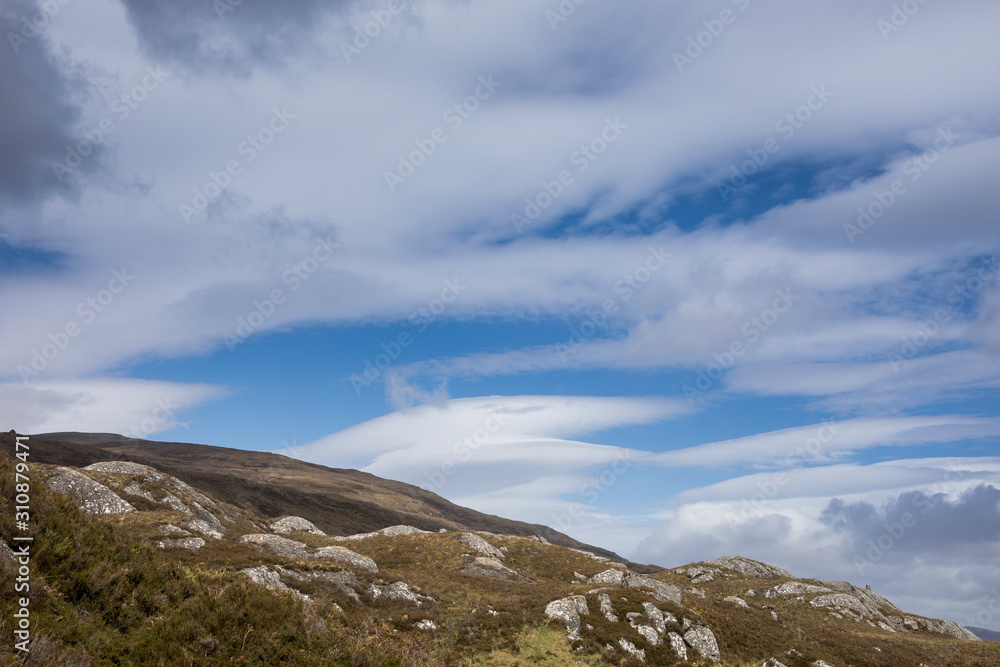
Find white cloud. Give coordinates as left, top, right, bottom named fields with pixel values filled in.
left=281, top=394, right=685, bottom=484
left=652, top=416, right=1000, bottom=468
left=0, top=378, right=227, bottom=436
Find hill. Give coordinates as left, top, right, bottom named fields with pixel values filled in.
left=2, top=430, right=998, bottom=666
left=26, top=431, right=627, bottom=564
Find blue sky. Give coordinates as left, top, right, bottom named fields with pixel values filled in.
left=2, top=0, right=999, bottom=630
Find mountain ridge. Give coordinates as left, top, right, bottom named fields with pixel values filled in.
left=25, top=430, right=632, bottom=565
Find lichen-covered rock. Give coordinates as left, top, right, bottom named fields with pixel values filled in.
left=724, top=595, right=750, bottom=608
left=157, top=537, right=206, bottom=551
left=617, top=638, right=645, bottom=662
left=369, top=581, right=432, bottom=606
left=182, top=519, right=223, bottom=540
left=240, top=534, right=312, bottom=559
left=625, top=574, right=682, bottom=604
left=599, top=594, right=619, bottom=622
left=773, top=582, right=832, bottom=596
left=589, top=568, right=628, bottom=586
left=239, top=534, right=378, bottom=572
left=459, top=533, right=505, bottom=559
left=459, top=556, right=520, bottom=579
left=545, top=595, right=589, bottom=636
left=911, top=616, right=981, bottom=641
left=314, top=545, right=378, bottom=572
left=667, top=632, right=687, bottom=660
left=706, top=556, right=792, bottom=579
left=380, top=525, right=430, bottom=537
left=635, top=624, right=660, bottom=646
left=684, top=626, right=721, bottom=662
left=642, top=602, right=666, bottom=634
left=762, top=659, right=789, bottom=667
left=810, top=593, right=872, bottom=618
left=122, top=480, right=158, bottom=501
left=240, top=565, right=308, bottom=600
left=46, top=468, right=136, bottom=514
left=275, top=566, right=361, bottom=604
left=415, top=619, right=436, bottom=630
left=84, top=461, right=164, bottom=478
left=271, top=516, right=325, bottom=536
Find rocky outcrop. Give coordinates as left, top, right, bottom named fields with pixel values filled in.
left=773, top=582, right=832, bottom=596
left=589, top=568, right=628, bottom=586
left=314, top=545, right=379, bottom=572
left=86, top=461, right=234, bottom=535
left=271, top=516, right=326, bottom=536
left=239, top=534, right=378, bottom=572
left=683, top=565, right=720, bottom=583
left=46, top=468, right=136, bottom=514
left=241, top=564, right=361, bottom=609
left=331, top=525, right=432, bottom=541
left=707, top=556, right=793, bottom=579
left=667, top=632, right=687, bottom=660
left=85, top=461, right=165, bottom=477
left=598, top=593, right=618, bottom=622
left=617, top=638, right=645, bottom=662
left=586, top=568, right=681, bottom=604
left=369, top=581, right=433, bottom=606
left=157, top=537, right=206, bottom=551
left=459, top=556, right=521, bottom=580
left=544, top=595, right=589, bottom=636
left=240, top=565, right=309, bottom=601
left=182, top=519, right=223, bottom=540
left=811, top=593, right=873, bottom=618
left=626, top=573, right=682, bottom=604
left=459, top=532, right=505, bottom=559
left=910, top=616, right=981, bottom=641
left=684, top=625, right=721, bottom=662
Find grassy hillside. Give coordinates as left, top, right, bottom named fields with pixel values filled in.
left=2, top=442, right=998, bottom=666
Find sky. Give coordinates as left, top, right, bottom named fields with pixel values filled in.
left=2, top=0, right=999, bottom=631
